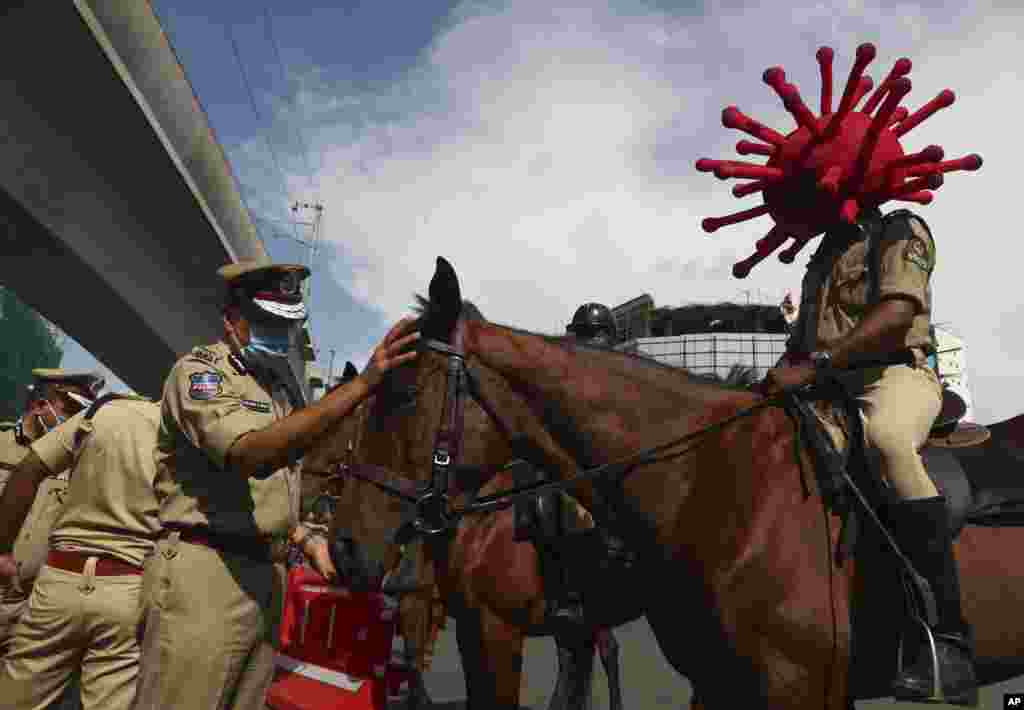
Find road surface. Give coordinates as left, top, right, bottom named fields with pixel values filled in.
left=412, top=618, right=1022, bottom=709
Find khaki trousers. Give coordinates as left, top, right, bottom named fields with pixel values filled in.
left=0, top=596, right=28, bottom=656
left=0, top=560, right=143, bottom=710
left=129, top=533, right=278, bottom=710
left=855, top=363, right=943, bottom=501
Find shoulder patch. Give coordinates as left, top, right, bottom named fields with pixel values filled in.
left=189, top=347, right=222, bottom=367
left=903, top=233, right=934, bottom=272
left=241, top=399, right=272, bottom=414
left=188, top=371, right=224, bottom=400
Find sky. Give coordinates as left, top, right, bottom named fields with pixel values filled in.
left=59, top=0, right=1024, bottom=424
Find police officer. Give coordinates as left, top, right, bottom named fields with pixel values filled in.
left=766, top=207, right=975, bottom=704
left=129, top=260, right=418, bottom=710
left=510, top=302, right=620, bottom=629
left=0, top=369, right=103, bottom=657
left=0, top=391, right=163, bottom=709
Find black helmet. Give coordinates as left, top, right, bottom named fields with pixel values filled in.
left=567, top=302, right=616, bottom=344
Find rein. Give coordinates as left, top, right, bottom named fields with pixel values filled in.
left=340, top=333, right=783, bottom=537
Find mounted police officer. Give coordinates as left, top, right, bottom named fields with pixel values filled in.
left=765, top=207, right=976, bottom=705
left=509, top=302, right=620, bottom=630
left=566, top=302, right=617, bottom=347
left=129, top=260, right=418, bottom=710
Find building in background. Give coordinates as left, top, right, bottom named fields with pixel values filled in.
left=932, top=325, right=975, bottom=423
left=612, top=294, right=789, bottom=379
left=0, top=286, right=64, bottom=419
left=608, top=294, right=978, bottom=417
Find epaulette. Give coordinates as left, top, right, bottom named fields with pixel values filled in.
left=0, top=421, right=15, bottom=432
left=84, top=393, right=153, bottom=421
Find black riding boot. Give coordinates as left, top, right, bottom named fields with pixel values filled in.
left=888, top=496, right=978, bottom=706
left=536, top=490, right=586, bottom=630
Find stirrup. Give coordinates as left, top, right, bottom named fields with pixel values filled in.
left=895, top=616, right=977, bottom=706
left=896, top=616, right=944, bottom=702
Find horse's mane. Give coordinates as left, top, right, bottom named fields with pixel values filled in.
left=411, top=295, right=751, bottom=393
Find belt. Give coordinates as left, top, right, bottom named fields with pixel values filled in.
left=164, top=527, right=271, bottom=562
left=46, top=550, right=143, bottom=576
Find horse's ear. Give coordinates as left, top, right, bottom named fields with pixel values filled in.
left=342, top=362, right=358, bottom=380
left=428, top=257, right=463, bottom=341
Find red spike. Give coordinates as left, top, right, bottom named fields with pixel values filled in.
left=702, top=204, right=771, bottom=233
left=906, top=154, right=983, bottom=177
left=887, top=145, right=945, bottom=172
left=733, top=250, right=770, bottom=279
left=755, top=226, right=788, bottom=254
left=862, top=57, right=912, bottom=114
left=892, top=89, right=956, bottom=138
left=763, top=67, right=786, bottom=92
left=733, top=180, right=769, bottom=198
left=722, top=106, right=786, bottom=147
left=817, top=165, right=843, bottom=196
left=885, top=173, right=944, bottom=200
left=817, top=47, right=834, bottom=115
left=715, top=163, right=786, bottom=181
left=839, top=197, right=860, bottom=224
left=695, top=158, right=737, bottom=173
left=888, top=106, right=909, bottom=126
left=827, top=43, right=876, bottom=137
left=736, top=140, right=776, bottom=157
left=850, top=75, right=874, bottom=110
left=779, top=83, right=821, bottom=136
left=890, top=190, right=934, bottom=205
left=847, top=78, right=913, bottom=192
left=779, top=237, right=811, bottom=263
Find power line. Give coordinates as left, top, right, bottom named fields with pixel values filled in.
left=262, top=4, right=319, bottom=197
left=224, top=21, right=301, bottom=243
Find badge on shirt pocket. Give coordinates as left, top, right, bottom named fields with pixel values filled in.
left=188, top=371, right=223, bottom=400
left=241, top=399, right=271, bottom=414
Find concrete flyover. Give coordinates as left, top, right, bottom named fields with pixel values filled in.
left=0, top=0, right=272, bottom=399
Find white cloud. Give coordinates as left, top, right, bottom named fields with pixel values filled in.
left=290, top=0, right=1024, bottom=423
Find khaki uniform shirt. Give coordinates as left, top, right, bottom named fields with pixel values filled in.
left=0, top=426, right=70, bottom=597
left=154, top=341, right=300, bottom=540
left=791, top=212, right=935, bottom=357
left=30, top=398, right=162, bottom=568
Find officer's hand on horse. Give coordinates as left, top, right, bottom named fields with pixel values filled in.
left=361, top=317, right=421, bottom=389
left=303, top=534, right=347, bottom=592
left=761, top=364, right=817, bottom=394
left=0, top=554, right=16, bottom=582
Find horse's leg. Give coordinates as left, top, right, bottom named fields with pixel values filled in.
left=454, top=606, right=524, bottom=710
left=555, top=632, right=596, bottom=710
left=595, top=628, right=622, bottom=710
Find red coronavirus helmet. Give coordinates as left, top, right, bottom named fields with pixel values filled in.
left=695, top=43, right=983, bottom=278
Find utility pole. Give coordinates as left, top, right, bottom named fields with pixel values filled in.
left=327, top=348, right=336, bottom=391
left=290, top=202, right=324, bottom=308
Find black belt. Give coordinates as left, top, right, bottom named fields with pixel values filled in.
left=162, top=526, right=271, bottom=562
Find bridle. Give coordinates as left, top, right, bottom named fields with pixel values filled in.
left=337, top=318, right=786, bottom=541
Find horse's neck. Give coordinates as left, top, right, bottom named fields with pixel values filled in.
left=465, top=322, right=744, bottom=463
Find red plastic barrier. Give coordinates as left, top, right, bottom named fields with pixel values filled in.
left=278, top=566, right=397, bottom=679
left=267, top=566, right=413, bottom=710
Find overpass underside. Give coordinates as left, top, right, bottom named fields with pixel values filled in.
left=0, top=0, right=268, bottom=398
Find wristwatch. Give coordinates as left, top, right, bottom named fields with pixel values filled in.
left=809, top=350, right=832, bottom=369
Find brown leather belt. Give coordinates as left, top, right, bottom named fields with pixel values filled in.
left=46, top=550, right=143, bottom=576
left=165, top=527, right=271, bottom=562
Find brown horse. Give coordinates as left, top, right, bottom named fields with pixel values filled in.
left=365, top=255, right=1024, bottom=709
left=309, top=355, right=635, bottom=710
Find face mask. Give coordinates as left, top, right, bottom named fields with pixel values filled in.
left=241, top=321, right=308, bottom=409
